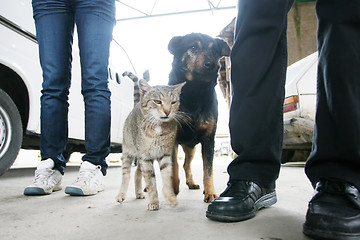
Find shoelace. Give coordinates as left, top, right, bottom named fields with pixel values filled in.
left=74, top=168, right=98, bottom=185
left=33, top=168, right=55, bottom=185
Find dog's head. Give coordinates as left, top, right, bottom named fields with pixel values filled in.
left=168, top=33, right=230, bottom=83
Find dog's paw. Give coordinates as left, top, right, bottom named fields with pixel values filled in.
left=186, top=182, right=200, bottom=190
left=136, top=192, right=145, bottom=199
left=116, top=193, right=126, bottom=203
left=203, top=192, right=218, bottom=203
left=147, top=201, right=160, bottom=211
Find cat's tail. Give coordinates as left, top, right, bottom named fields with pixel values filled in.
left=122, top=71, right=142, bottom=106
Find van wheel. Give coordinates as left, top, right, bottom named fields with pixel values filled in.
left=0, top=89, right=22, bottom=176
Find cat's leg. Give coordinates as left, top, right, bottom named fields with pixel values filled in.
left=172, top=144, right=180, bottom=195
left=181, top=144, right=200, bottom=189
left=159, top=155, right=178, bottom=207
left=116, top=154, right=134, bottom=203
left=134, top=160, right=145, bottom=199
left=141, top=159, right=159, bottom=210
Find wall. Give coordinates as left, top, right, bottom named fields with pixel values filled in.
left=287, top=1, right=317, bottom=65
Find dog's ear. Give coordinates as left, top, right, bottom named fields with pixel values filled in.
left=168, top=36, right=183, bottom=55
left=215, top=38, right=230, bottom=57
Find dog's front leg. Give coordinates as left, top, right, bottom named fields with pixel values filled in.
left=182, top=144, right=200, bottom=189
left=172, top=144, right=180, bottom=195
left=201, top=141, right=218, bottom=203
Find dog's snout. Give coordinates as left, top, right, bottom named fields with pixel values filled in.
left=204, top=61, right=215, bottom=70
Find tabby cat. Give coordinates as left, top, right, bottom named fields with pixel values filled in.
left=116, top=79, right=186, bottom=210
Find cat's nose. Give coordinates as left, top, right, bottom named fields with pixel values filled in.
left=164, top=110, right=170, bottom=116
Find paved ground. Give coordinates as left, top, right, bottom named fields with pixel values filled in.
left=1, top=150, right=313, bottom=240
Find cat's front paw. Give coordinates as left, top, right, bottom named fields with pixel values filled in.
left=164, top=194, right=178, bottom=207
left=147, top=201, right=160, bottom=211
left=168, top=198, right=178, bottom=208
left=136, top=192, right=145, bottom=199
left=116, top=193, right=126, bottom=203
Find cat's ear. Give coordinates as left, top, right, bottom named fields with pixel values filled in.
left=138, top=79, right=152, bottom=96
left=173, top=81, right=186, bottom=91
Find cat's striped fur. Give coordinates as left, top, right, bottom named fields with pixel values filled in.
left=116, top=79, right=186, bottom=210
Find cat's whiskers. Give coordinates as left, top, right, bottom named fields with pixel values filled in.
left=174, top=111, right=194, bottom=131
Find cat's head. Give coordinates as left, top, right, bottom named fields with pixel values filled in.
left=139, top=79, right=186, bottom=123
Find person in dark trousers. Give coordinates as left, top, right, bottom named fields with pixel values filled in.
left=206, top=0, right=360, bottom=239
left=24, top=0, right=115, bottom=196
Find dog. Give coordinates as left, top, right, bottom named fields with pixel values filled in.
left=168, top=33, right=230, bottom=202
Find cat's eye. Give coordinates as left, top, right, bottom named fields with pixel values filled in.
left=171, top=101, right=177, bottom=105
left=153, top=100, right=162, bottom=104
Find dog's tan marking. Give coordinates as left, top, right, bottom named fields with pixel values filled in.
left=196, top=53, right=205, bottom=69
left=182, top=145, right=200, bottom=189
left=199, top=118, right=216, bottom=137
left=203, top=171, right=218, bottom=202
left=185, top=72, right=193, bottom=81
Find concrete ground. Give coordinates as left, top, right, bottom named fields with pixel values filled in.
left=1, top=150, right=313, bottom=240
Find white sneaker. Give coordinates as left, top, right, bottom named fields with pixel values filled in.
left=24, top=159, right=62, bottom=196
left=65, top=161, right=104, bottom=196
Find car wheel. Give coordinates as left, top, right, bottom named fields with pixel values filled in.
left=0, top=89, right=23, bottom=176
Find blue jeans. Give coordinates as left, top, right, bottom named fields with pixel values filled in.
left=32, top=0, right=116, bottom=175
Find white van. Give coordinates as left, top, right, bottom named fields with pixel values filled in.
left=282, top=52, right=318, bottom=163
left=0, top=0, right=134, bottom=175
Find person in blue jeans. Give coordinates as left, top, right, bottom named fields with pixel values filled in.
left=24, top=0, right=115, bottom=196
left=206, top=0, right=360, bottom=239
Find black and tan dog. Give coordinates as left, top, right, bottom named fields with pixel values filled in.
left=168, top=33, right=230, bottom=202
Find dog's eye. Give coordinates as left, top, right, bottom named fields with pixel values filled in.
left=153, top=100, right=162, bottom=104
left=190, top=45, right=198, bottom=51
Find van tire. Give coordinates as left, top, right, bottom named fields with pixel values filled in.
left=0, top=89, right=23, bottom=176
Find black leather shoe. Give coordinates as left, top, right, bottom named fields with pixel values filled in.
left=206, top=180, right=277, bottom=222
left=303, top=179, right=360, bottom=240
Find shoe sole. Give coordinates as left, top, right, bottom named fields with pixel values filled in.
left=24, top=187, right=48, bottom=196
left=303, top=224, right=360, bottom=240
left=206, top=191, right=277, bottom=222
left=24, top=185, right=62, bottom=196
left=65, top=186, right=104, bottom=196
left=65, top=187, right=86, bottom=196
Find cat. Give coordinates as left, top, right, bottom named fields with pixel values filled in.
left=116, top=78, right=186, bottom=211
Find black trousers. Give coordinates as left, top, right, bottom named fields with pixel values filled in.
left=229, top=0, right=360, bottom=190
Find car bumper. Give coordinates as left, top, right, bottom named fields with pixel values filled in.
left=283, top=117, right=314, bottom=149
